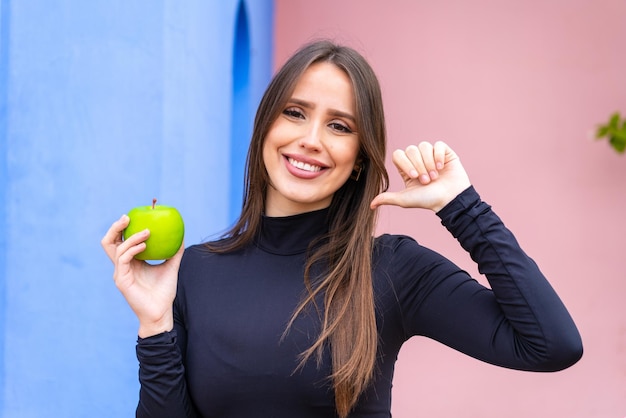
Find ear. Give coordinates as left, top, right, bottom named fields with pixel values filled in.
left=350, top=159, right=363, bottom=181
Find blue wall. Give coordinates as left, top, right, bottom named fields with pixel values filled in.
left=0, top=1, right=273, bottom=416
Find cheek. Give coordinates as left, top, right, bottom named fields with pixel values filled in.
left=260, top=143, right=277, bottom=188
left=261, top=136, right=277, bottom=178
left=262, top=126, right=280, bottom=160
left=331, top=140, right=360, bottom=167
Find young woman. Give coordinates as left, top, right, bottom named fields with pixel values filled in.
left=101, top=40, right=582, bottom=417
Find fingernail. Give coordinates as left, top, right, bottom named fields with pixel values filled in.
left=420, top=174, right=430, bottom=183
left=436, top=162, right=444, bottom=170
left=409, top=169, right=418, bottom=178
left=429, top=170, right=438, bottom=179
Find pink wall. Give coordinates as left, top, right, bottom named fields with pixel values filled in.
left=275, top=1, right=626, bottom=416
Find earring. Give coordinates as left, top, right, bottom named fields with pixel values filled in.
left=350, top=164, right=363, bottom=181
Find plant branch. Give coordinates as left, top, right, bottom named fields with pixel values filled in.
left=595, top=112, right=626, bottom=154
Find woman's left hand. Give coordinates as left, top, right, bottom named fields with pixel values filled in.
left=370, top=141, right=471, bottom=212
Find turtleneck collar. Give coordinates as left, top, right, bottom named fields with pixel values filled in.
left=255, top=208, right=331, bottom=255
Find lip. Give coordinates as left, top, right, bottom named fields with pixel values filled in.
left=282, top=153, right=328, bottom=179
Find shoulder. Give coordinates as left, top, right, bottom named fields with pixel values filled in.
left=176, top=242, right=248, bottom=299
left=178, top=244, right=213, bottom=284
left=180, top=243, right=214, bottom=264
left=178, top=242, right=232, bottom=279
left=373, top=233, right=425, bottom=259
left=181, top=239, right=244, bottom=262
left=372, top=233, right=460, bottom=283
left=373, top=234, right=440, bottom=271
left=374, top=233, right=416, bottom=248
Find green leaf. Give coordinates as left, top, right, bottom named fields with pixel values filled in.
left=596, top=124, right=610, bottom=138
left=609, top=112, right=621, bottom=130
left=609, top=134, right=626, bottom=153
left=612, top=130, right=626, bottom=140
left=594, top=112, right=626, bottom=154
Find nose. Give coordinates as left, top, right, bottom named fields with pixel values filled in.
left=298, top=122, right=323, bottom=151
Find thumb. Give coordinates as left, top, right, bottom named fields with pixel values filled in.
left=370, top=191, right=403, bottom=210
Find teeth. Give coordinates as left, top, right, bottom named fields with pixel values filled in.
left=288, top=157, right=321, bottom=172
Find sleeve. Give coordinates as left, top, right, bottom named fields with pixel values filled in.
left=135, top=328, right=197, bottom=417
left=135, top=251, right=199, bottom=417
left=396, top=186, right=583, bottom=371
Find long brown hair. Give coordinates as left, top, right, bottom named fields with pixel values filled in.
left=207, top=40, right=388, bottom=417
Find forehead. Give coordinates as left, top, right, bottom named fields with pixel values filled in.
left=290, top=62, right=356, bottom=112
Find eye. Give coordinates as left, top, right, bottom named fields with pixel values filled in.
left=329, top=121, right=353, bottom=134
left=283, top=108, right=304, bottom=119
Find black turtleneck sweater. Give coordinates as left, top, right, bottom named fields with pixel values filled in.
left=135, top=187, right=582, bottom=417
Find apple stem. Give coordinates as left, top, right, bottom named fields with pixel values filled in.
left=152, top=198, right=157, bottom=209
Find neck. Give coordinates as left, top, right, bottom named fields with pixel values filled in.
left=264, top=190, right=332, bottom=217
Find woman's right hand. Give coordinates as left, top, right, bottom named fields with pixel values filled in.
left=101, top=214, right=184, bottom=338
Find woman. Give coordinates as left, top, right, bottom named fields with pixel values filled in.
left=101, top=40, right=582, bottom=417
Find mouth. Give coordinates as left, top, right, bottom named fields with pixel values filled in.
left=286, top=156, right=327, bottom=173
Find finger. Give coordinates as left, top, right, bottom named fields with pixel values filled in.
left=417, top=142, right=438, bottom=180
left=433, top=141, right=448, bottom=170
left=113, top=237, right=149, bottom=288
left=101, top=215, right=128, bottom=248
left=101, top=215, right=130, bottom=261
left=114, top=229, right=150, bottom=262
left=391, top=148, right=419, bottom=180
left=370, top=191, right=405, bottom=210
left=117, top=242, right=147, bottom=269
left=404, top=145, right=431, bottom=184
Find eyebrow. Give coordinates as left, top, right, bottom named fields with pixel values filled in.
left=288, top=98, right=357, bottom=124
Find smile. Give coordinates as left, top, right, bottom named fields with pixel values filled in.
left=287, top=157, right=323, bottom=173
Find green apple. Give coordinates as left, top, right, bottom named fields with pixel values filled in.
left=123, top=198, right=185, bottom=260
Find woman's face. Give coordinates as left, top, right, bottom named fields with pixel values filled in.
left=262, top=62, right=360, bottom=217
